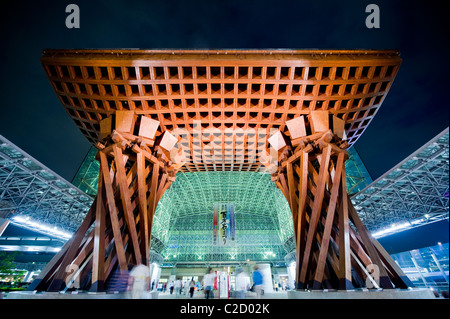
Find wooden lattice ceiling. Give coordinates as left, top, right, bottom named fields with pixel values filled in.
left=41, top=49, right=401, bottom=172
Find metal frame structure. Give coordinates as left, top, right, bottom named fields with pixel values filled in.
left=346, top=147, right=373, bottom=195
left=156, top=171, right=293, bottom=263
left=352, top=128, right=449, bottom=235
left=0, top=135, right=93, bottom=234
left=71, top=146, right=99, bottom=196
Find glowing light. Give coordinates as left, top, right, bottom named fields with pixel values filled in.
left=11, top=216, right=73, bottom=240
left=372, top=222, right=412, bottom=238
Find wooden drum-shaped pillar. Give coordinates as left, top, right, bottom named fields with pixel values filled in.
left=271, top=111, right=413, bottom=290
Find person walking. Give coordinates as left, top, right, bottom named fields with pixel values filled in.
left=189, top=278, right=196, bottom=298
left=252, top=265, right=263, bottom=299
left=175, top=279, right=182, bottom=297
left=202, top=269, right=215, bottom=299
left=127, top=263, right=150, bottom=299
left=235, top=267, right=249, bottom=299
left=183, top=280, right=190, bottom=296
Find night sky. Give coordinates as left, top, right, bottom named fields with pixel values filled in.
left=0, top=0, right=448, bottom=182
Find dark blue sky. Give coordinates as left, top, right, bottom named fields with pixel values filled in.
left=0, top=0, right=448, bottom=181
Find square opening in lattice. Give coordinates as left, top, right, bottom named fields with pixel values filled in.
left=252, top=67, right=262, bottom=78
left=127, top=67, right=137, bottom=80
left=335, top=67, right=344, bottom=79
left=184, top=84, right=194, bottom=94
left=157, top=84, right=167, bottom=95
left=47, top=65, right=58, bottom=77
left=169, top=67, right=179, bottom=79
left=361, top=66, right=370, bottom=78
left=294, top=67, right=304, bottom=79
left=113, top=67, right=122, bottom=80
left=211, top=83, right=221, bottom=93
left=322, top=67, right=331, bottom=79
left=139, top=67, right=150, bottom=79
left=238, top=67, right=248, bottom=78
left=154, top=67, right=165, bottom=80
left=380, top=81, right=389, bottom=92
left=266, top=67, right=276, bottom=79
left=307, top=67, right=317, bottom=80
left=224, top=67, right=234, bottom=78
left=182, top=67, right=193, bottom=79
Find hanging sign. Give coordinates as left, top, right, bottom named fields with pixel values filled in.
left=213, top=203, right=235, bottom=246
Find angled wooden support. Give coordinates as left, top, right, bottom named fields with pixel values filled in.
left=90, top=171, right=106, bottom=292
left=338, top=167, right=352, bottom=290
left=298, top=144, right=332, bottom=288
left=45, top=201, right=96, bottom=291
left=28, top=113, right=179, bottom=292
left=277, top=113, right=414, bottom=291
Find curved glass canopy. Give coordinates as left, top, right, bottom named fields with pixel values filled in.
left=152, top=171, right=294, bottom=263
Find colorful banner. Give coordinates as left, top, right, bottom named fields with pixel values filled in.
left=213, top=203, right=235, bottom=246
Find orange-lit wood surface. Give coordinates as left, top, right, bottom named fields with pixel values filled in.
left=41, top=49, right=401, bottom=172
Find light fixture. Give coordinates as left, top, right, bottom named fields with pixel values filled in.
left=11, top=216, right=72, bottom=240
left=372, top=221, right=412, bottom=238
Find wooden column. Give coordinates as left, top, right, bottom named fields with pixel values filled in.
left=28, top=113, right=177, bottom=292
left=275, top=113, right=413, bottom=291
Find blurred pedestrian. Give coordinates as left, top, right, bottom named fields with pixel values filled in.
left=175, top=278, right=182, bottom=297
left=189, top=277, right=196, bottom=298
left=235, top=267, right=249, bottom=299
left=183, top=280, right=190, bottom=296
left=202, top=269, right=216, bottom=299
left=127, top=263, right=150, bottom=299
left=252, top=265, right=263, bottom=299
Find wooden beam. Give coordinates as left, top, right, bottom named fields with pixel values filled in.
left=99, top=151, right=127, bottom=271
left=136, top=151, right=149, bottom=265
left=295, top=151, right=309, bottom=287
left=90, top=171, right=106, bottom=291
left=298, top=145, right=332, bottom=288
left=147, top=161, right=160, bottom=239
left=47, top=201, right=95, bottom=291
left=286, top=162, right=298, bottom=221
left=338, top=166, right=352, bottom=290
left=348, top=196, right=394, bottom=289
left=312, top=151, right=345, bottom=289
left=113, top=144, right=142, bottom=265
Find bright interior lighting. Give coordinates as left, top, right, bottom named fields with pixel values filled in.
left=372, top=221, right=412, bottom=238
left=11, top=216, right=73, bottom=240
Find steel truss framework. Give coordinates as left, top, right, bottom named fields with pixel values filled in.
left=0, top=135, right=93, bottom=232
left=157, top=171, right=294, bottom=263
left=72, top=146, right=99, bottom=197
left=346, top=147, right=373, bottom=195
left=352, top=128, right=449, bottom=233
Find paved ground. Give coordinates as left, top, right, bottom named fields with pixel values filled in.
left=158, top=290, right=289, bottom=299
